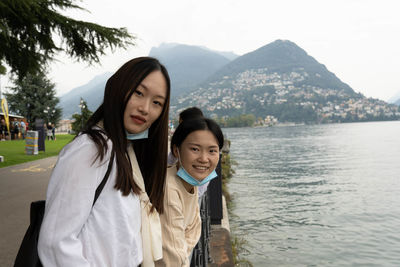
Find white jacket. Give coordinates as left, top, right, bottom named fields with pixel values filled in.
left=38, top=134, right=142, bottom=267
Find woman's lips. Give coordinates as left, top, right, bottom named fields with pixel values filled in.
left=193, top=165, right=209, bottom=173
left=131, top=115, right=146, bottom=125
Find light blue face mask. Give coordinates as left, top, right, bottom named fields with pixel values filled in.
left=176, top=150, right=218, bottom=186
left=126, top=129, right=149, bottom=140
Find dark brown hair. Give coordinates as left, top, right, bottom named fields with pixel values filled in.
left=179, top=106, right=203, bottom=123
left=83, top=57, right=170, bottom=214
left=171, top=117, right=224, bottom=154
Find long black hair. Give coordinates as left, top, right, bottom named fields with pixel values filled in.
left=82, top=57, right=171, bottom=213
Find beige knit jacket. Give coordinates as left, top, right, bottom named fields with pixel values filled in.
left=155, top=166, right=201, bottom=267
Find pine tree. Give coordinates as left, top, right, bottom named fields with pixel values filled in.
left=4, top=71, right=62, bottom=127
left=0, top=0, right=135, bottom=79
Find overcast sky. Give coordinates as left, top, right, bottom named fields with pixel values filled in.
left=3, top=0, right=400, bottom=101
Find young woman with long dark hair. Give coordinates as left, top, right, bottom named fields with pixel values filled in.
left=38, top=57, right=170, bottom=267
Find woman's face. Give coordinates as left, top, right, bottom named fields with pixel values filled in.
left=175, top=130, right=220, bottom=181
left=124, top=70, right=167, bottom=134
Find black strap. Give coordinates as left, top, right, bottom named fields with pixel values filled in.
left=93, top=152, right=114, bottom=206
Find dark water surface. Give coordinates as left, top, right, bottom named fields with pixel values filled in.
left=223, top=121, right=400, bottom=266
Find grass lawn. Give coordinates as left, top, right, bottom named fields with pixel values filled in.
left=0, top=134, right=75, bottom=168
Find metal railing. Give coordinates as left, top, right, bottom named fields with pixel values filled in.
left=191, top=191, right=211, bottom=266
left=191, top=159, right=222, bottom=267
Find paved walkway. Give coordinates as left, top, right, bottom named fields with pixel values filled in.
left=0, top=157, right=58, bottom=267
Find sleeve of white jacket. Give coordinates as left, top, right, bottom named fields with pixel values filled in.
left=38, top=135, right=108, bottom=267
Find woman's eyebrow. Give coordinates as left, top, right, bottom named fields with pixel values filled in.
left=187, top=142, right=218, bottom=148
left=140, top=83, right=166, bottom=100
left=187, top=142, right=201, bottom=146
left=138, top=83, right=149, bottom=91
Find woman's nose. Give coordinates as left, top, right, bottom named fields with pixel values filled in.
left=138, top=99, right=150, bottom=114
left=198, top=152, right=208, bottom=162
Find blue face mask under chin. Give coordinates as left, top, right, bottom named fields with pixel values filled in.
left=126, top=129, right=149, bottom=140
left=175, top=150, right=218, bottom=186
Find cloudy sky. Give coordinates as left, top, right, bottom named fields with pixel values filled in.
left=3, top=0, right=400, bottom=101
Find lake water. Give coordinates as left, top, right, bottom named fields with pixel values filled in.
left=223, top=121, right=400, bottom=266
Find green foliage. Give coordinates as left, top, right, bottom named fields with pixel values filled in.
left=0, top=0, right=135, bottom=79
left=221, top=153, right=235, bottom=180
left=71, top=98, right=92, bottom=134
left=221, top=152, right=236, bottom=203
left=216, top=114, right=256, bottom=128
left=231, top=236, right=253, bottom=267
left=0, top=134, right=74, bottom=168
left=4, top=71, right=62, bottom=127
left=270, top=103, right=318, bottom=123
left=0, top=65, right=6, bottom=75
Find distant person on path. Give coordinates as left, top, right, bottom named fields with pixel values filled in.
left=38, top=57, right=171, bottom=267
left=156, top=117, right=224, bottom=267
left=20, top=119, right=26, bottom=139
left=51, top=123, right=56, bottom=140
left=0, top=119, right=7, bottom=140
left=12, top=118, right=20, bottom=140
left=46, top=123, right=53, bottom=140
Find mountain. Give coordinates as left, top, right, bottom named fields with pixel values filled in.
left=58, top=72, right=111, bottom=119
left=388, top=91, right=400, bottom=105
left=149, top=43, right=233, bottom=97
left=205, top=40, right=354, bottom=94
left=198, top=46, right=239, bottom=61
left=172, top=40, right=400, bottom=123
left=59, top=40, right=399, bottom=122
left=59, top=43, right=235, bottom=118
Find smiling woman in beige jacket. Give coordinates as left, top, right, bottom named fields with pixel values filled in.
left=157, top=117, right=224, bottom=267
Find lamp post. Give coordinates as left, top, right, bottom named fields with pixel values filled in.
left=44, top=106, right=56, bottom=124
left=43, top=106, right=50, bottom=123
left=78, top=98, right=86, bottom=130
left=51, top=109, right=55, bottom=123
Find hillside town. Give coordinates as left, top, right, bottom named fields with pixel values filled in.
left=173, top=68, right=400, bottom=123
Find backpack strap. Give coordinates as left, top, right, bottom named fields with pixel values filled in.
left=93, top=152, right=114, bottom=206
